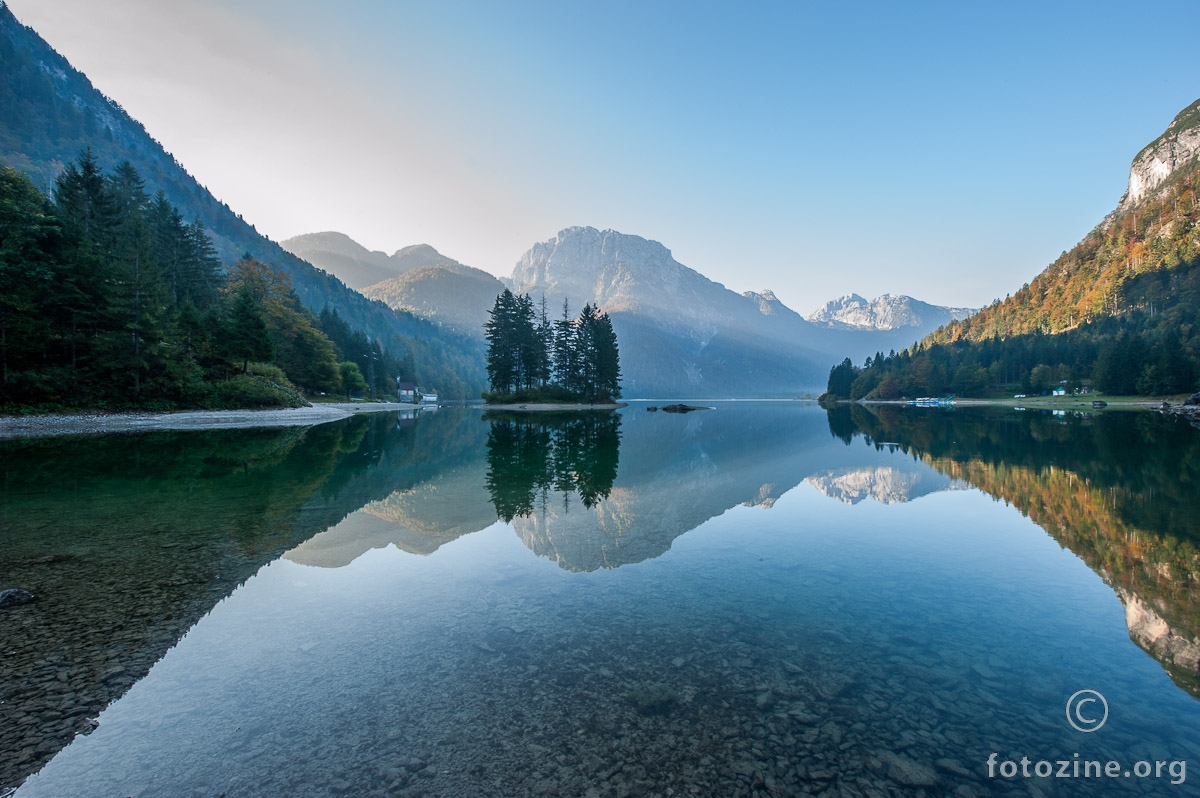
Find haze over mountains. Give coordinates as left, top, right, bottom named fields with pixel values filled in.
left=0, top=2, right=983, bottom=401
left=288, top=226, right=974, bottom=397
left=24, top=0, right=1184, bottom=403
left=0, top=5, right=487, bottom=399
left=283, top=232, right=506, bottom=335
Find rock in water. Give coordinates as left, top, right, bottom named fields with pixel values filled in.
left=660, top=404, right=705, bottom=414
left=0, top=588, right=36, bottom=608
left=879, top=752, right=939, bottom=787
left=1186, top=392, right=1200, bottom=406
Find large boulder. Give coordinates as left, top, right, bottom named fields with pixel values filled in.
left=1185, top=392, right=1200, bottom=406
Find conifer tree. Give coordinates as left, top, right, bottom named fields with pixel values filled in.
left=224, top=284, right=273, bottom=373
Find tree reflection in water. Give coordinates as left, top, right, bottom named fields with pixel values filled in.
left=483, top=411, right=621, bottom=522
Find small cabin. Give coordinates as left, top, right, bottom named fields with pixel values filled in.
left=397, top=380, right=417, bottom=403
left=1052, top=387, right=1066, bottom=397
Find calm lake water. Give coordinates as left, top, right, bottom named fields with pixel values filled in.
left=3, top=403, right=1200, bottom=797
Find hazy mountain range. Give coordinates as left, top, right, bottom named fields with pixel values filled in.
left=0, top=2, right=977, bottom=400
left=5, top=3, right=1197, bottom=403
left=285, top=227, right=972, bottom=397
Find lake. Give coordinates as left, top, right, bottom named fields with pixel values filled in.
left=2, top=403, right=1199, bottom=796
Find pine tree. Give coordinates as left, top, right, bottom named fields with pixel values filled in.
left=552, top=299, right=577, bottom=391
left=224, top=284, right=273, bottom=373
left=591, top=310, right=621, bottom=401
left=484, top=289, right=520, bottom=394
left=0, top=165, right=60, bottom=388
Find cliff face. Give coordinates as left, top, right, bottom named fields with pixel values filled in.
left=1118, top=588, right=1200, bottom=690
left=1120, top=99, right=1200, bottom=210
left=510, top=226, right=829, bottom=396
left=511, top=226, right=758, bottom=333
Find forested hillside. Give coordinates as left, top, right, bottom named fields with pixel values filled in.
left=0, top=156, right=423, bottom=409
left=827, top=100, right=1200, bottom=400
left=0, top=4, right=485, bottom=400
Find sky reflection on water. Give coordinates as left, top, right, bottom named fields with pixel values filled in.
left=8, top=404, right=1200, bottom=796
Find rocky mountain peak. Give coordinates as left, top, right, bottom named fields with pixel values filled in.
left=1120, top=97, right=1200, bottom=209
left=510, top=226, right=716, bottom=319
left=743, top=289, right=790, bottom=317
left=806, top=293, right=972, bottom=332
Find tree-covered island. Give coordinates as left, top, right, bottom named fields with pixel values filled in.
left=483, top=289, right=621, bottom=404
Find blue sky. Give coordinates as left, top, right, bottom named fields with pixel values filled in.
left=10, top=0, right=1200, bottom=311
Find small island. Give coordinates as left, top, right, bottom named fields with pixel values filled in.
left=481, top=290, right=622, bottom=410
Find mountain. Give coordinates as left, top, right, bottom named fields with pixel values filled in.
left=804, top=463, right=964, bottom=505
left=282, top=237, right=505, bottom=336
left=0, top=5, right=487, bottom=399
left=362, top=263, right=506, bottom=336
left=1119, top=100, right=1200, bottom=212
left=806, top=293, right=973, bottom=332
left=510, top=226, right=833, bottom=397
left=930, top=97, right=1200, bottom=348
left=390, top=243, right=460, bottom=274
left=279, top=235, right=475, bottom=292
left=279, top=232, right=397, bottom=291
left=832, top=98, right=1200, bottom=399
left=287, top=224, right=978, bottom=397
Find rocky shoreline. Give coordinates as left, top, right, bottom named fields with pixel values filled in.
left=1163, top=397, right=1200, bottom=426
left=0, top=402, right=400, bottom=439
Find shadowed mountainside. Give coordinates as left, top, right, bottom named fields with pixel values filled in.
left=0, top=6, right=486, bottom=398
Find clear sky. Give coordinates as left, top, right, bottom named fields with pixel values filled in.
left=8, top=0, right=1200, bottom=312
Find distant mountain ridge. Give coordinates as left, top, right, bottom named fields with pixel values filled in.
left=280, top=232, right=397, bottom=290
left=806, top=293, right=973, bottom=332
left=290, top=224, right=978, bottom=397
left=510, top=226, right=831, bottom=396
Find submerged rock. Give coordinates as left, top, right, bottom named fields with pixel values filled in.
left=0, top=588, right=36, bottom=608
left=879, top=751, right=938, bottom=787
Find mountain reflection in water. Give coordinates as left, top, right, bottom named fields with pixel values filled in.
left=6, top=402, right=1200, bottom=796
left=829, top=403, right=1200, bottom=696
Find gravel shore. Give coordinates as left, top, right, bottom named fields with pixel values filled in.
left=0, top=403, right=402, bottom=439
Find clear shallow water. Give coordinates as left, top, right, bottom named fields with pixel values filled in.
left=4, top=404, right=1200, bottom=796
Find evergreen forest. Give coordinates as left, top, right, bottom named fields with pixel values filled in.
left=0, top=152, right=415, bottom=410
left=483, top=290, right=621, bottom=403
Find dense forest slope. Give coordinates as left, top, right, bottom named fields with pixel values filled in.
left=0, top=4, right=484, bottom=398
left=828, top=98, right=1200, bottom=400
